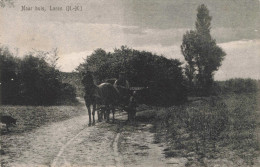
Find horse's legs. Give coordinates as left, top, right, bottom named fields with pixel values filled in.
left=133, top=110, right=136, bottom=122
left=130, top=110, right=136, bottom=123
left=86, top=104, right=92, bottom=126
left=102, top=108, right=106, bottom=120
left=127, top=109, right=130, bottom=122
left=112, top=106, right=115, bottom=123
left=92, top=103, right=96, bottom=125
left=106, top=106, right=110, bottom=122
left=97, top=106, right=102, bottom=122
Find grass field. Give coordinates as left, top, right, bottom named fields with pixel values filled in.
left=0, top=104, right=86, bottom=134
left=136, top=92, right=259, bottom=166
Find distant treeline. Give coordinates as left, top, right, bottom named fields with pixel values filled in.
left=1, top=45, right=258, bottom=106
left=214, top=78, right=259, bottom=95
left=60, top=72, right=84, bottom=97
left=0, top=46, right=77, bottom=105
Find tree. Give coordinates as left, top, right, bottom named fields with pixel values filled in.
left=181, top=4, right=226, bottom=95
left=19, top=55, right=58, bottom=105
left=78, top=46, right=187, bottom=105
left=0, top=46, right=20, bottom=104
left=0, top=45, right=77, bottom=105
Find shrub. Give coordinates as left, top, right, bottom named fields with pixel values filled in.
left=185, top=100, right=228, bottom=140
left=215, top=78, right=258, bottom=95
left=0, top=47, right=20, bottom=105
left=149, top=92, right=258, bottom=165
left=0, top=46, right=77, bottom=105
left=57, top=83, right=77, bottom=104
left=18, top=55, right=63, bottom=105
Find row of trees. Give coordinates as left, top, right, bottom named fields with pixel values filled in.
left=77, top=46, right=187, bottom=106
left=0, top=47, right=77, bottom=105
left=77, top=47, right=184, bottom=86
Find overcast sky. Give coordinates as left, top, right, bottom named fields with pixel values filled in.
left=0, top=0, right=259, bottom=80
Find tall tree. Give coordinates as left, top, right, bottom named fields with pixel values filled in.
left=181, top=4, right=226, bottom=95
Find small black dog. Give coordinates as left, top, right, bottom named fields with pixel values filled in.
left=0, top=115, right=17, bottom=131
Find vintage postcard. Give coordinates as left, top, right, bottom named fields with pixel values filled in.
left=0, top=0, right=259, bottom=166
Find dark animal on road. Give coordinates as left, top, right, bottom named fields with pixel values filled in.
left=82, top=72, right=97, bottom=126
left=0, top=115, right=17, bottom=131
left=96, top=83, right=119, bottom=122
left=82, top=72, right=119, bottom=126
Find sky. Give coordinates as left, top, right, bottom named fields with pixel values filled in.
left=0, top=0, right=259, bottom=80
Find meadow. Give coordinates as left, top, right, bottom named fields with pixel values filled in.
left=136, top=79, right=259, bottom=166
left=0, top=104, right=85, bottom=134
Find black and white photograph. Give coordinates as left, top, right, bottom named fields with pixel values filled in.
left=0, top=0, right=259, bottom=166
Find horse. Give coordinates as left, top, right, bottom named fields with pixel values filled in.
left=82, top=72, right=119, bottom=126
left=96, top=83, right=119, bottom=122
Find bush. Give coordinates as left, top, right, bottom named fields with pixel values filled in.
left=214, top=78, right=258, bottom=95
left=149, top=92, right=258, bottom=165
left=142, top=79, right=187, bottom=106
left=155, top=98, right=229, bottom=143
left=57, top=83, right=77, bottom=104
left=185, top=100, right=228, bottom=140
left=0, top=47, right=21, bottom=104
left=0, top=47, right=77, bottom=105
left=18, top=55, right=61, bottom=105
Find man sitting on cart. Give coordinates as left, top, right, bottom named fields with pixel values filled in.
left=114, top=72, right=130, bottom=106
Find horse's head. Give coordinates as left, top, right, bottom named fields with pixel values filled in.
left=82, top=71, right=95, bottom=88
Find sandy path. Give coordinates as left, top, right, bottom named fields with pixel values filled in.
left=6, top=114, right=91, bottom=167
left=118, top=123, right=187, bottom=167
left=1, top=105, right=174, bottom=167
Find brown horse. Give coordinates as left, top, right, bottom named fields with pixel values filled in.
left=82, top=72, right=119, bottom=125
left=96, top=83, right=119, bottom=122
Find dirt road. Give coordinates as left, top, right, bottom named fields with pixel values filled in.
left=1, top=104, right=186, bottom=167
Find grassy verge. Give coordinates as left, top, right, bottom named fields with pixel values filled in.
left=0, top=104, right=85, bottom=134
left=136, top=93, right=259, bottom=166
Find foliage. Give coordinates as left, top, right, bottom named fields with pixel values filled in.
left=60, top=72, right=83, bottom=97
left=181, top=4, right=226, bottom=96
left=0, top=46, right=77, bottom=105
left=57, top=83, right=77, bottom=104
left=18, top=55, right=60, bottom=105
left=77, top=46, right=187, bottom=106
left=214, top=78, right=258, bottom=95
left=138, top=91, right=258, bottom=165
left=0, top=46, right=20, bottom=104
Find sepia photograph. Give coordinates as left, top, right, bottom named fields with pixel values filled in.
left=0, top=0, right=259, bottom=166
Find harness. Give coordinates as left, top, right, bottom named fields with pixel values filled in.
left=84, top=84, right=99, bottom=103
left=116, top=79, right=128, bottom=87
